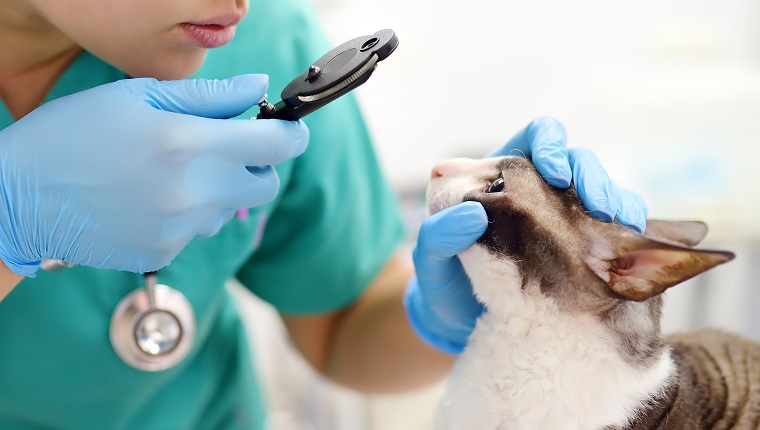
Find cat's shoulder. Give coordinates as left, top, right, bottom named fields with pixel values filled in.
left=666, top=327, right=758, bottom=346
left=666, top=328, right=760, bottom=368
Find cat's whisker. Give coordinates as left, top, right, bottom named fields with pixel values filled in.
left=508, top=148, right=527, bottom=159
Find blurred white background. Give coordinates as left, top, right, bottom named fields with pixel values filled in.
left=317, top=0, right=760, bottom=236
left=239, top=1, right=760, bottom=429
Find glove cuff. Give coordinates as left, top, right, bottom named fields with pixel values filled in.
left=0, top=253, right=40, bottom=278
left=403, top=278, right=465, bottom=355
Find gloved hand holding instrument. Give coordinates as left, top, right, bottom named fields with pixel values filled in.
left=0, top=29, right=399, bottom=279
left=404, top=117, right=649, bottom=354
left=0, top=74, right=309, bottom=277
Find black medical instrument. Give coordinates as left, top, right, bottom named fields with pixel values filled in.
left=256, top=29, right=399, bottom=121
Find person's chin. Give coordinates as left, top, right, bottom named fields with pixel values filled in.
left=124, top=49, right=209, bottom=80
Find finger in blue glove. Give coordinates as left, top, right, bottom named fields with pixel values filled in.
left=491, top=116, right=572, bottom=188
left=568, top=148, right=648, bottom=233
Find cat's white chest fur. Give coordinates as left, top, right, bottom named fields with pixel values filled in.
left=434, top=247, right=676, bottom=430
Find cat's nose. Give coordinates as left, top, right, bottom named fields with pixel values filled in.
left=431, top=158, right=472, bottom=179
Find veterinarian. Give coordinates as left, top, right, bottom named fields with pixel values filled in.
left=0, top=0, right=648, bottom=428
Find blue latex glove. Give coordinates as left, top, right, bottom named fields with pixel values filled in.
left=404, top=117, right=648, bottom=354
left=0, top=74, right=308, bottom=277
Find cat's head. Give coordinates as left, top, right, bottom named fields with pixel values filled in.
left=426, top=156, right=734, bottom=320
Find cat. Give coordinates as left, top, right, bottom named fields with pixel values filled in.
left=426, top=156, right=760, bottom=430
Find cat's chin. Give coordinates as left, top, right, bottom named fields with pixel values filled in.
left=425, top=182, right=480, bottom=216
left=459, top=245, right=525, bottom=313
left=425, top=189, right=457, bottom=217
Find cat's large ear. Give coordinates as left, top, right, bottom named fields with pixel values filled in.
left=586, top=224, right=734, bottom=302
left=644, top=220, right=708, bottom=247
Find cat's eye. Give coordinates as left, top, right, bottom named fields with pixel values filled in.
left=487, top=177, right=505, bottom=193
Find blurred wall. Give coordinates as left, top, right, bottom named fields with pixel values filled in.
left=315, top=0, right=760, bottom=238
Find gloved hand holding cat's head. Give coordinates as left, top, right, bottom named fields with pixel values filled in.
left=404, top=118, right=652, bottom=355
left=427, top=155, right=733, bottom=315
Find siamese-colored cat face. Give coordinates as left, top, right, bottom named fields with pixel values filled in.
left=426, top=156, right=734, bottom=316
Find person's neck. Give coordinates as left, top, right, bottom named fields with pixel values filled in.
left=0, top=0, right=82, bottom=119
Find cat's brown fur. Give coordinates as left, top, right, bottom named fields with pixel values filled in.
left=623, top=329, right=760, bottom=429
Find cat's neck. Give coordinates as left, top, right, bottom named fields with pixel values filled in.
left=470, top=307, right=674, bottom=429
left=441, top=267, right=677, bottom=430
left=441, top=247, right=678, bottom=429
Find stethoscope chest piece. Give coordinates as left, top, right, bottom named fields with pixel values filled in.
left=110, top=273, right=196, bottom=372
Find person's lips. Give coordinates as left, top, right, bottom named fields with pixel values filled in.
left=179, top=13, right=243, bottom=48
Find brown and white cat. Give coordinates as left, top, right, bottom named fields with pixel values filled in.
left=427, top=156, right=759, bottom=430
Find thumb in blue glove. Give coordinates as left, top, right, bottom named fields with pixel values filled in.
left=404, top=202, right=488, bottom=354
left=0, top=74, right=309, bottom=276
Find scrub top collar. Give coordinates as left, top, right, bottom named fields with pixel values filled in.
left=0, top=50, right=126, bottom=129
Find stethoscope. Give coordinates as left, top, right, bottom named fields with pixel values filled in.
left=109, top=271, right=195, bottom=371
left=41, top=260, right=196, bottom=372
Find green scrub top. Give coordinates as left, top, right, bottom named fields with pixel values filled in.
left=0, top=0, right=405, bottom=428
